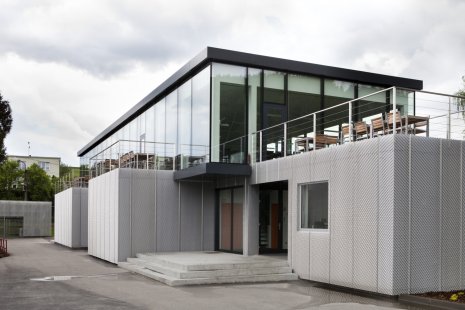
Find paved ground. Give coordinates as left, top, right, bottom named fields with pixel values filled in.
left=0, top=238, right=426, bottom=310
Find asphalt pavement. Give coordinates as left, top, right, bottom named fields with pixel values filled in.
left=0, top=238, right=427, bottom=310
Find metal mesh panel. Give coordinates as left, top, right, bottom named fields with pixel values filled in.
left=440, top=139, right=462, bottom=291
left=409, top=137, right=441, bottom=294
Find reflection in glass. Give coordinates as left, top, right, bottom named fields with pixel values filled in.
left=192, top=66, right=210, bottom=162
left=211, top=63, right=247, bottom=163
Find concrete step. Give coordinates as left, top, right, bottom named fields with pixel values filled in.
left=127, top=257, right=293, bottom=279
left=135, top=253, right=289, bottom=271
left=119, top=261, right=298, bottom=286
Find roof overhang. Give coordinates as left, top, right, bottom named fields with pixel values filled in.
left=78, top=47, right=423, bottom=157
left=173, top=162, right=251, bottom=181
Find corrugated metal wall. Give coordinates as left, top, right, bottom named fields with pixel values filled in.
left=88, top=169, right=215, bottom=264
left=0, top=200, right=51, bottom=237
left=54, top=187, right=88, bottom=248
left=251, top=134, right=465, bottom=295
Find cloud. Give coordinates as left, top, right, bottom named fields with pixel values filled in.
left=1, top=0, right=465, bottom=166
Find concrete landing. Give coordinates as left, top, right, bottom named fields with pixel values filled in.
left=118, top=251, right=298, bottom=286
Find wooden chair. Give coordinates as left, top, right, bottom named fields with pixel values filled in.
left=340, top=124, right=351, bottom=144
left=371, top=117, right=386, bottom=138
left=386, top=111, right=405, bottom=134
left=354, top=121, right=369, bottom=140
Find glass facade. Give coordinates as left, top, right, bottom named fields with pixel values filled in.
left=80, top=60, right=406, bottom=177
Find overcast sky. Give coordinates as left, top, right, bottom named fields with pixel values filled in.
left=1, top=0, right=464, bottom=166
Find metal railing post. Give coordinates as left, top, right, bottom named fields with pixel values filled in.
left=259, top=131, right=263, bottom=162
left=447, top=97, right=451, bottom=139
left=313, top=113, right=317, bottom=150
left=392, top=87, right=397, bottom=135
left=348, top=101, right=353, bottom=142
left=283, top=123, right=287, bottom=157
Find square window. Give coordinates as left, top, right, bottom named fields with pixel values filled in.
left=300, top=182, right=328, bottom=229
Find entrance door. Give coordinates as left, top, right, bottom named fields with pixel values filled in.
left=262, top=103, right=287, bottom=160
left=218, top=187, right=243, bottom=253
left=259, top=182, right=288, bottom=253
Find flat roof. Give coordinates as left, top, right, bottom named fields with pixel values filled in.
left=78, top=47, right=423, bottom=156
left=7, top=155, right=61, bottom=160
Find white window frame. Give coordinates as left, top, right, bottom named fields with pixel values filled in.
left=298, top=180, right=330, bottom=231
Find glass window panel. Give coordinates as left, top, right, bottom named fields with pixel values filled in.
left=248, top=68, right=261, bottom=163
left=287, top=74, right=321, bottom=155
left=177, top=80, right=191, bottom=169
left=192, top=66, right=210, bottom=161
left=324, top=79, right=355, bottom=129
left=300, top=182, right=328, bottom=229
left=264, top=70, right=285, bottom=105
left=145, top=106, right=155, bottom=142
left=211, top=63, right=247, bottom=163
left=357, top=84, right=387, bottom=121
left=232, top=187, right=244, bottom=252
left=165, top=92, right=177, bottom=158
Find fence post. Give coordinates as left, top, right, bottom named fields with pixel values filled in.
left=259, top=131, right=263, bottom=162
left=392, top=87, right=397, bottom=135
left=348, top=101, right=353, bottom=142
left=313, top=113, right=317, bottom=150
left=447, top=97, right=451, bottom=139
left=283, top=123, right=287, bottom=157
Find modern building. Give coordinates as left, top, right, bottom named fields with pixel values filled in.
left=7, top=155, right=61, bottom=178
left=74, top=47, right=465, bottom=295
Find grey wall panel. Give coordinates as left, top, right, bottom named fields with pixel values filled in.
left=180, top=181, right=202, bottom=251
left=265, top=159, right=279, bottom=182
left=377, top=137, right=395, bottom=295
left=409, top=137, right=441, bottom=294
left=440, top=139, right=462, bottom=291
left=243, top=180, right=259, bottom=255
left=202, top=181, right=216, bottom=251
left=329, top=143, right=354, bottom=287
left=71, top=188, right=80, bottom=247
left=462, top=142, right=465, bottom=289
left=352, top=139, right=378, bottom=292
left=294, top=231, right=310, bottom=279
left=391, top=135, right=410, bottom=294
left=80, top=188, right=88, bottom=247
left=130, top=169, right=156, bottom=255
left=0, top=200, right=51, bottom=237
left=156, top=171, right=180, bottom=252
left=118, top=169, right=131, bottom=262
left=309, top=232, right=330, bottom=283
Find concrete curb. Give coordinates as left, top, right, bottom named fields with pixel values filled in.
left=399, top=294, right=465, bottom=310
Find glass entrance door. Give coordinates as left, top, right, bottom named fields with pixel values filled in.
left=218, top=187, right=243, bottom=253
left=259, top=182, right=288, bottom=253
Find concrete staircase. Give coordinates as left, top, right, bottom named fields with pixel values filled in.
left=118, top=251, right=298, bottom=286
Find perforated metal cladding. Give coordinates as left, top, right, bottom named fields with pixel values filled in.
left=409, top=138, right=441, bottom=294
left=391, top=135, right=410, bottom=295
left=352, top=139, right=378, bottom=292
left=80, top=188, right=88, bottom=247
left=441, top=139, right=462, bottom=291
left=329, top=143, right=355, bottom=287
left=0, top=200, right=51, bottom=237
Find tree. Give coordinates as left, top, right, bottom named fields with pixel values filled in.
left=26, top=164, right=53, bottom=201
left=0, top=92, right=13, bottom=163
left=0, top=160, right=23, bottom=200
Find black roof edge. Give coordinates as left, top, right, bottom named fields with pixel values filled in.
left=78, top=47, right=423, bottom=156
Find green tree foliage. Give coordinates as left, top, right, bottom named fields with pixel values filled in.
left=0, top=92, right=13, bottom=163
left=0, top=160, right=23, bottom=200
left=457, top=76, right=465, bottom=113
left=25, top=164, right=53, bottom=201
left=0, top=160, right=53, bottom=201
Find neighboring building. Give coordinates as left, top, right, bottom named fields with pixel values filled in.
left=74, top=47, right=465, bottom=295
left=0, top=200, right=51, bottom=237
left=7, top=155, right=60, bottom=178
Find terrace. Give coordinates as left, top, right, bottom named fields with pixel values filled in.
left=86, top=87, right=465, bottom=179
